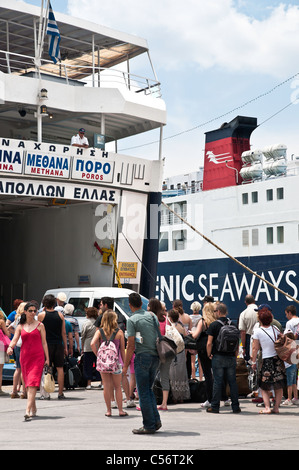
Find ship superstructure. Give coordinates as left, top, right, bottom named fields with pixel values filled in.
left=157, top=116, right=299, bottom=325
left=0, top=1, right=166, bottom=311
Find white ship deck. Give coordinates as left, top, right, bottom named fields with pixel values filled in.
left=0, top=0, right=166, bottom=144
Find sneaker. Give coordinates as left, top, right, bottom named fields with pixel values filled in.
left=200, top=400, right=211, bottom=408
left=111, top=401, right=118, bottom=409
left=136, top=405, right=141, bottom=411
left=86, top=385, right=92, bottom=390
left=126, top=399, right=136, bottom=408
left=292, top=398, right=299, bottom=405
left=282, top=399, right=294, bottom=406
left=58, top=393, right=66, bottom=400
left=224, top=399, right=231, bottom=406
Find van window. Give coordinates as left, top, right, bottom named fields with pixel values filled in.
left=68, top=297, right=90, bottom=317
left=114, top=296, right=149, bottom=317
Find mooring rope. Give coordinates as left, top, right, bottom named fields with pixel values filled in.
left=161, top=200, right=299, bottom=305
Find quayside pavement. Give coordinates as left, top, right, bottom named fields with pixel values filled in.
left=1, top=382, right=299, bottom=454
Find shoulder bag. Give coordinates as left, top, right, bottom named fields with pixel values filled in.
left=195, top=318, right=209, bottom=355
left=150, top=313, right=177, bottom=363
left=165, top=316, right=185, bottom=354
left=260, top=326, right=298, bottom=364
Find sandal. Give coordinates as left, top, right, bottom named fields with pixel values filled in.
left=119, top=412, right=128, bottom=417
left=157, top=405, right=168, bottom=410
left=258, top=409, right=272, bottom=414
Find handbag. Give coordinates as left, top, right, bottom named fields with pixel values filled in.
left=165, top=317, right=185, bottom=353
left=0, top=329, right=10, bottom=351
left=260, top=326, right=298, bottom=364
left=150, top=313, right=177, bottom=363
left=43, top=366, right=55, bottom=394
left=194, top=318, right=208, bottom=355
left=184, top=334, right=198, bottom=350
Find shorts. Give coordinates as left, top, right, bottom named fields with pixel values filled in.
left=286, top=364, right=297, bottom=386
left=48, top=343, right=64, bottom=368
left=119, top=353, right=135, bottom=374
left=14, top=346, right=21, bottom=368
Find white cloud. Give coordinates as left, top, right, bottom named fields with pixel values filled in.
left=65, top=0, right=299, bottom=176
left=68, top=0, right=299, bottom=76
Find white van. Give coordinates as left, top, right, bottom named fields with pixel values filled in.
left=41, top=287, right=149, bottom=331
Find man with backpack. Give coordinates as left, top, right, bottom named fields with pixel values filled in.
left=206, top=303, right=241, bottom=414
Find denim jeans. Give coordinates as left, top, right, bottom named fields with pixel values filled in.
left=211, top=354, right=240, bottom=411
left=134, top=353, right=160, bottom=430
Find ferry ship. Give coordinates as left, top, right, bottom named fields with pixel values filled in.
left=0, top=1, right=166, bottom=313
left=157, top=115, right=299, bottom=325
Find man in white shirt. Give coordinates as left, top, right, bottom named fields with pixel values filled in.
left=284, top=305, right=299, bottom=335
left=71, top=128, right=89, bottom=148
left=238, top=294, right=258, bottom=362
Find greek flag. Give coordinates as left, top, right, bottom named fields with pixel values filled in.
left=46, top=2, right=61, bottom=63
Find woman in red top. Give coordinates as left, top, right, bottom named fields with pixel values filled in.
left=8, top=302, right=49, bottom=421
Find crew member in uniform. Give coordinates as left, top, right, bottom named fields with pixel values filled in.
left=71, top=128, right=89, bottom=148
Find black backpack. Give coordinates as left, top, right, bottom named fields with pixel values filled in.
left=215, top=319, right=240, bottom=353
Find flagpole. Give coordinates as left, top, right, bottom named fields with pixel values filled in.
left=35, top=0, right=44, bottom=70
left=39, top=0, right=50, bottom=63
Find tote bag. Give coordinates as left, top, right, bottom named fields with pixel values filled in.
left=165, top=318, right=185, bottom=354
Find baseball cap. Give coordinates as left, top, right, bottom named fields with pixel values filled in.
left=79, top=128, right=85, bottom=133
left=254, top=303, right=272, bottom=312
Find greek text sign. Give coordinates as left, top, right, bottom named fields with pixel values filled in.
left=0, top=148, right=23, bottom=174
left=24, top=152, right=71, bottom=178
left=72, top=157, right=114, bottom=183
left=118, top=262, right=138, bottom=278
left=0, top=178, right=120, bottom=203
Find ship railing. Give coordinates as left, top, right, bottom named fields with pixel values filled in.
left=0, top=50, right=162, bottom=98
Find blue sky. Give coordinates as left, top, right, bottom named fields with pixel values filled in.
left=24, top=0, right=299, bottom=177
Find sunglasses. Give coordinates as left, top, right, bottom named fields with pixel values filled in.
left=28, top=309, right=37, bottom=313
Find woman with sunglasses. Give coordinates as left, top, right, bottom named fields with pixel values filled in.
left=7, top=302, right=49, bottom=421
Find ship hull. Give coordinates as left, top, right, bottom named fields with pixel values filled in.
left=157, top=252, right=299, bottom=326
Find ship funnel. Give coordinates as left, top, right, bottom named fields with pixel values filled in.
left=202, top=116, right=257, bottom=191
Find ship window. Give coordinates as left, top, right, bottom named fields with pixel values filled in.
left=242, top=193, right=248, bottom=205
left=277, top=187, right=284, bottom=200
left=172, top=230, right=186, bottom=250
left=251, top=191, right=258, bottom=203
left=277, top=226, right=284, bottom=243
left=252, top=229, right=259, bottom=246
left=242, top=230, right=249, bottom=246
left=267, top=227, right=273, bottom=244
left=266, top=189, right=273, bottom=201
left=159, top=232, right=169, bottom=252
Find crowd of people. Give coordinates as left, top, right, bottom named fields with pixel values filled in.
left=0, top=291, right=299, bottom=431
